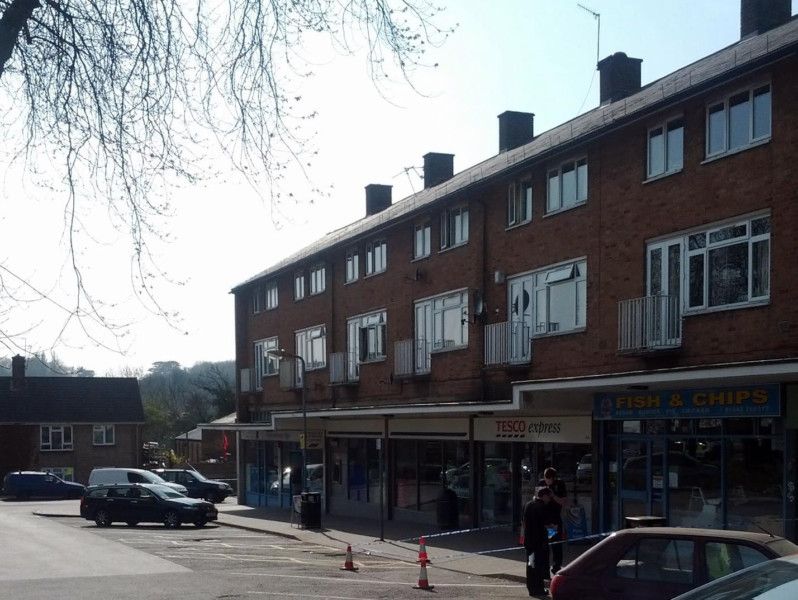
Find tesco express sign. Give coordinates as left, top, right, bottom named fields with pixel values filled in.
left=474, top=416, right=590, bottom=444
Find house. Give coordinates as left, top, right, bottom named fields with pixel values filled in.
left=230, top=0, right=798, bottom=541
left=175, top=412, right=237, bottom=469
left=0, top=355, right=145, bottom=485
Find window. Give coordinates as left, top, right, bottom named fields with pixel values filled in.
left=517, top=259, right=587, bottom=335
left=265, top=281, right=278, bottom=309
left=40, top=425, right=73, bottom=451
left=252, top=285, right=266, bottom=313
left=648, top=117, right=684, bottom=178
left=649, top=214, right=770, bottom=313
left=366, top=239, right=387, bottom=275
left=547, top=157, right=588, bottom=212
left=309, top=264, right=326, bottom=295
left=254, top=337, right=279, bottom=387
left=415, top=290, right=468, bottom=353
left=296, top=325, right=327, bottom=371
left=440, top=206, right=468, bottom=249
left=507, top=180, right=533, bottom=226
left=345, top=248, right=359, bottom=283
left=294, top=270, right=305, bottom=300
left=706, top=84, right=771, bottom=157
left=704, top=542, right=770, bottom=581
left=615, top=538, right=694, bottom=584
left=414, top=223, right=431, bottom=259
left=92, top=425, right=115, bottom=446
left=41, top=467, right=74, bottom=481
left=348, top=310, right=387, bottom=364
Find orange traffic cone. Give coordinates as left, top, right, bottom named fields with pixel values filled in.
left=416, top=536, right=431, bottom=564
left=340, top=544, right=359, bottom=572
left=413, top=560, right=434, bottom=590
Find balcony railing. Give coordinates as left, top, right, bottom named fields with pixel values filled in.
left=329, top=352, right=359, bottom=384
left=618, top=294, right=682, bottom=353
left=484, top=321, right=532, bottom=366
left=394, top=338, right=431, bottom=377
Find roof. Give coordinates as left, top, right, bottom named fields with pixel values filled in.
left=0, top=377, right=145, bottom=424
left=232, top=17, right=798, bottom=292
left=175, top=427, right=202, bottom=441
left=175, top=413, right=237, bottom=439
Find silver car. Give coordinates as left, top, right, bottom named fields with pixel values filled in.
left=673, top=554, right=798, bottom=600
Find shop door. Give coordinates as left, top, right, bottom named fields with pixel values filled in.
left=619, top=439, right=665, bottom=523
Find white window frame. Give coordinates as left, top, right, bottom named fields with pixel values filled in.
left=254, top=337, right=279, bottom=388
left=252, top=285, right=265, bottom=314
left=415, top=289, right=469, bottom=353
left=40, top=424, right=73, bottom=451
left=294, top=270, right=305, bottom=300
left=414, top=222, right=431, bottom=259
left=507, top=180, right=533, bottom=226
left=366, top=239, right=387, bottom=275
left=706, top=83, right=771, bottom=158
left=440, top=206, right=469, bottom=249
left=296, top=324, right=327, bottom=371
left=92, top=424, right=116, bottom=446
left=528, top=259, right=587, bottom=335
left=647, top=117, right=684, bottom=179
left=547, top=157, right=588, bottom=213
left=265, top=280, right=278, bottom=310
left=345, top=248, right=359, bottom=283
left=309, top=263, right=326, bottom=295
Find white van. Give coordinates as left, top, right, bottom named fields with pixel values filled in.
left=88, top=468, right=188, bottom=494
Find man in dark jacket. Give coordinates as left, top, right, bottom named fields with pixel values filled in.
left=538, top=467, right=567, bottom=574
left=523, top=487, right=553, bottom=596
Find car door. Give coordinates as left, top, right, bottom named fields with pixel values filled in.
left=127, top=487, right=159, bottom=523
left=179, top=472, right=200, bottom=496
left=105, top=487, right=133, bottom=521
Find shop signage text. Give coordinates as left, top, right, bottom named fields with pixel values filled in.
left=474, top=416, right=590, bottom=443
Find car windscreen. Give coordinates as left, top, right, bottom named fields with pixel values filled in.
left=144, top=471, right=170, bottom=484
left=190, top=470, right=208, bottom=481
left=149, top=486, right=186, bottom=499
left=676, top=559, right=798, bottom=600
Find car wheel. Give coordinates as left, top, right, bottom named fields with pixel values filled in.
left=194, top=519, right=207, bottom=528
left=163, top=510, right=181, bottom=528
left=126, top=521, right=139, bottom=527
left=214, top=493, right=226, bottom=504
left=94, top=510, right=112, bottom=527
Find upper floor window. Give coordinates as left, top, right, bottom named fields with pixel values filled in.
left=309, top=264, right=326, bottom=295
left=294, top=270, right=305, bottom=300
left=648, top=117, right=684, bottom=178
left=547, top=157, right=587, bottom=213
left=529, top=259, right=587, bottom=335
left=345, top=248, right=359, bottom=283
left=296, top=325, right=327, bottom=371
left=706, top=84, right=771, bottom=158
left=348, top=310, right=387, bottom=366
left=366, top=239, right=387, bottom=275
left=507, top=180, right=533, bottom=226
left=265, top=281, right=278, bottom=309
left=252, top=285, right=266, bottom=314
left=41, top=425, right=73, bottom=451
left=440, top=206, right=468, bottom=249
left=93, top=425, right=115, bottom=446
left=254, top=337, right=279, bottom=387
left=415, top=289, right=469, bottom=353
left=414, top=222, right=431, bottom=259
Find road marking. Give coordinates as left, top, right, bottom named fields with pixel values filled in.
left=231, top=572, right=524, bottom=588
left=247, top=593, right=377, bottom=600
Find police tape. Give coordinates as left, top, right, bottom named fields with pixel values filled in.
left=397, top=523, right=511, bottom=544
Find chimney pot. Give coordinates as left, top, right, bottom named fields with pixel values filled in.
left=423, top=153, right=454, bottom=189
left=597, top=52, right=643, bottom=105
left=740, top=0, right=791, bottom=39
left=498, top=111, right=535, bottom=152
left=365, top=184, right=392, bottom=216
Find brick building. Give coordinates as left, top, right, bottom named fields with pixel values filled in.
left=0, top=356, right=144, bottom=485
left=231, top=0, right=798, bottom=540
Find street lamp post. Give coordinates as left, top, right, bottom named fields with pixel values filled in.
left=267, top=348, right=307, bottom=493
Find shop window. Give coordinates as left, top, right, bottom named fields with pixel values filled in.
left=394, top=440, right=418, bottom=510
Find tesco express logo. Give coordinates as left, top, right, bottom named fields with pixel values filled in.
left=494, top=419, right=562, bottom=437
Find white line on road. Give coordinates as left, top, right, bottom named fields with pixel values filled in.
left=247, top=592, right=377, bottom=600
left=231, top=572, right=524, bottom=589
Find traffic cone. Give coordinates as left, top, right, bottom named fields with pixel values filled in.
left=340, top=544, right=359, bottom=572
left=416, top=536, right=431, bottom=564
left=413, top=560, right=434, bottom=590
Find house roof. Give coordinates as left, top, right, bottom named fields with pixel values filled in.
left=231, top=16, right=798, bottom=293
left=0, top=377, right=145, bottom=424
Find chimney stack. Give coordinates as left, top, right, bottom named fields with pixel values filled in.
left=365, top=184, right=392, bottom=216
left=498, top=111, right=535, bottom=153
left=597, top=52, right=643, bottom=105
left=10, top=355, right=25, bottom=391
left=423, top=153, right=454, bottom=189
left=740, top=0, right=791, bottom=39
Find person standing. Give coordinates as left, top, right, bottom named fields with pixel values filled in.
left=523, top=487, right=553, bottom=596
left=537, top=467, right=567, bottom=574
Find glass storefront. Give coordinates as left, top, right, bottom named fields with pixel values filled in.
left=243, top=439, right=322, bottom=508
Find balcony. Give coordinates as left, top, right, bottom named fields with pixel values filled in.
left=329, top=352, right=358, bottom=385
left=618, top=294, right=682, bottom=354
left=394, top=338, right=431, bottom=378
left=484, top=321, right=532, bottom=366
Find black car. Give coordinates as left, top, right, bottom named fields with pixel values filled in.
left=151, top=468, right=233, bottom=503
left=2, top=471, right=85, bottom=499
left=80, top=483, right=218, bottom=528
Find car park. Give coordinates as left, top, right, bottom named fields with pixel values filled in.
left=549, top=527, right=798, bottom=600
left=1, top=471, right=85, bottom=499
left=673, top=553, right=798, bottom=600
left=88, top=467, right=188, bottom=495
left=80, top=483, right=218, bottom=528
left=150, top=468, right=233, bottom=503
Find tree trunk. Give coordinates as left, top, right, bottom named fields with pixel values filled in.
left=0, top=0, right=41, bottom=78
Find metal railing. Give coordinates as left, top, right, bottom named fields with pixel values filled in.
left=329, top=351, right=358, bottom=384
left=484, top=321, right=532, bottom=366
left=618, top=294, right=682, bottom=353
left=394, top=338, right=431, bottom=377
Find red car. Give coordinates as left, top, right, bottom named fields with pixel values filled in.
left=550, top=527, right=798, bottom=600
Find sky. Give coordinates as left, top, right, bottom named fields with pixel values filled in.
left=1, top=1, right=796, bottom=375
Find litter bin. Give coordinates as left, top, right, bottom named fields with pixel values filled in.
left=436, top=487, right=459, bottom=530
left=625, top=515, right=667, bottom=528
left=300, top=491, right=322, bottom=529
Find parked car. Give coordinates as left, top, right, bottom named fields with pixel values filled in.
left=269, top=464, right=323, bottom=494
left=673, top=553, right=798, bottom=600
left=576, top=454, right=592, bottom=484
left=1, top=471, right=85, bottom=500
left=550, top=527, right=798, bottom=600
left=80, top=483, right=217, bottom=528
left=151, top=468, right=233, bottom=503
left=88, top=467, right=188, bottom=495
